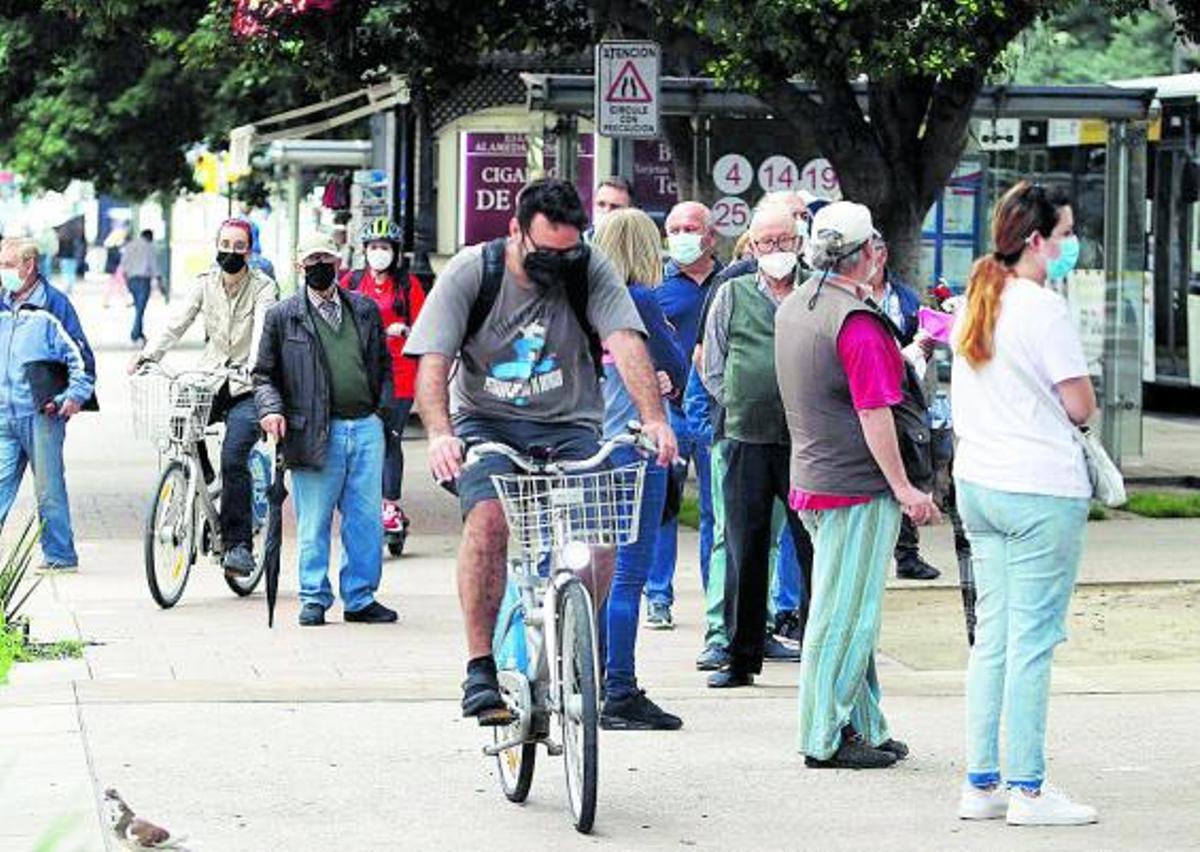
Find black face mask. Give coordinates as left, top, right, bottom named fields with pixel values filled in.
left=522, top=240, right=588, bottom=295
left=304, top=262, right=337, bottom=290
left=216, top=251, right=247, bottom=275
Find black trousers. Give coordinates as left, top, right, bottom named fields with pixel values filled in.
left=724, top=440, right=814, bottom=674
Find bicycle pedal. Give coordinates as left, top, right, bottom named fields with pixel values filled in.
left=476, top=707, right=515, bottom=727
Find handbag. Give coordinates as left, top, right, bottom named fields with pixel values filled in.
left=1006, top=356, right=1126, bottom=508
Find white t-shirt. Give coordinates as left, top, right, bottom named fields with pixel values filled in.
left=951, top=278, right=1091, bottom=498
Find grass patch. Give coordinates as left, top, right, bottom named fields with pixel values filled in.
left=1088, top=502, right=1110, bottom=521
left=678, top=494, right=700, bottom=530
left=1122, top=490, right=1200, bottom=519
left=16, top=638, right=85, bottom=663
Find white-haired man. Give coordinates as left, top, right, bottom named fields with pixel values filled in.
left=699, top=203, right=814, bottom=689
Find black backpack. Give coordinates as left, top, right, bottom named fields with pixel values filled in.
left=464, top=237, right=604, bottom=380
left=347, top=258, right=413, bottom=324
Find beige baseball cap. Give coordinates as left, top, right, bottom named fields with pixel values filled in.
left=296, top=232, right=339, bottom=262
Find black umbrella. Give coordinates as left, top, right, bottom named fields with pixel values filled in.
left=264, top=450, right=288, bottom=628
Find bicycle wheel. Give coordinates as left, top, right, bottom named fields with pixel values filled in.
left=145, top=461, right=194, bottom=608
left=493, top=672, right=536, bottom=803
left=558, top=578, right=599, bottom=834
left=225, top=444, right=270, bottom=596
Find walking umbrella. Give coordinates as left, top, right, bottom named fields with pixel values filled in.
left=264, top=449, right=288, bottom=628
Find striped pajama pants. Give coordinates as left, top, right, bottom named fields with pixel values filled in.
left=797, top=496, right=902, bottom=760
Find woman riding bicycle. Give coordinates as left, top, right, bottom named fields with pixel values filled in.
left=128, top=218, right=277, bottom=578
left=338, top=216, right=426, bottom=545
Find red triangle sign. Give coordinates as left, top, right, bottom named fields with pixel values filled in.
left=605, top=60, right=653, bottom=104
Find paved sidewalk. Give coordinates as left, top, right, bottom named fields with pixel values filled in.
left=2, top=280, right=1199, bottom=850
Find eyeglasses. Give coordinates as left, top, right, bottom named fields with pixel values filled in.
left=753, top=235, right=798, bottom=252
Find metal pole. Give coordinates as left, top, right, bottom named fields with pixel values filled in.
left=411, top=84, right=436, bottom=284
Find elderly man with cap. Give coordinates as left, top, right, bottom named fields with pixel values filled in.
left=253, top=232, right=396, bottom=627
left=776, top=201, right=940, bottom=769
left=699, top=202, right=815, bottom=689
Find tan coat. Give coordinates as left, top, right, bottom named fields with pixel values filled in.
left=141, top=265, right=277, bottom=396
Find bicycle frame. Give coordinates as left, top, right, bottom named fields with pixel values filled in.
left=485, top=502, right=601, bottom=757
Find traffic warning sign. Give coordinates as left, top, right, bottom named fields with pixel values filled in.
left=596, top=40, right=660, bottom=138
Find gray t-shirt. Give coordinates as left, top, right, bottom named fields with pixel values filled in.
left=404, top=242, right=645, bottom=427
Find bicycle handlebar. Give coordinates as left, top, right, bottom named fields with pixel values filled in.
left=134, top=361, right=251, bottom=384
left=462, top=423, right=657, bottom=475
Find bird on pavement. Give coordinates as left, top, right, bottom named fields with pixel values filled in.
left=103, top=788, right=189, bottom=849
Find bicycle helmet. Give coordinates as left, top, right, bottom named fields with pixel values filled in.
left=360, top=216, right=402, bottom=244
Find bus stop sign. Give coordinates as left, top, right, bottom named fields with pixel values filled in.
left=595, top=41, right=660, bottom=138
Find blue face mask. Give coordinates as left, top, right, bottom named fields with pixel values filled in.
left=1, top=268, right=23, bottom=293
left=1046, top=235, right=1080, bottom=280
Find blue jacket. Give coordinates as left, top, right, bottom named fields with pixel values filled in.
left=603, top=283, right=687, bottom=440
left=1, top=293, right=94, bottom=419
left=881, top=272, right=921, bottom=346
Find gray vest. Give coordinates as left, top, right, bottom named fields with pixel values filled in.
left=775, top=275, right=892, bottom=497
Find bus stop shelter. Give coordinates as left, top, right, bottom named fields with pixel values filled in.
left=523, top=75, right=1154, bottom=464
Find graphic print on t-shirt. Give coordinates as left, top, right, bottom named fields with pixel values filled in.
left=482, top=311, right=565, bottom=407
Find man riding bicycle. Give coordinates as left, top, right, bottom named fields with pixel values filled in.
left=128, top=219, right=277, bottom=577
left=405, top=178, right=677, bottom=723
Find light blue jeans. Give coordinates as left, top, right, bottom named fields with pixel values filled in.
left=291, top=417, right=385, bottom=612
left=957, top=479, right=1089, bottom=790
left=0, top=414, right=78, bottom=564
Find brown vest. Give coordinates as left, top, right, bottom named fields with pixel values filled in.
left=775, top=275, right=892, bottom=497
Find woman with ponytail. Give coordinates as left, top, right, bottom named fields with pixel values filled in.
left=952, top=181, right=1098, bottom=826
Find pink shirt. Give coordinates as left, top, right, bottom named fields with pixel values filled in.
left=789, top=313, right=904, bottom=511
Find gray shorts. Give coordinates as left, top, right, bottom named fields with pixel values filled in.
left=454, top=416, right=603, bottom=518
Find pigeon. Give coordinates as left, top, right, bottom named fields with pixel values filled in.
left=103, top=788, right=189, bottom=849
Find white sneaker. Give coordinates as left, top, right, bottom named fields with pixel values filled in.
left=1007, top=784, right=1098, bottom=826
left=957, top=781, right=1008, bottom=820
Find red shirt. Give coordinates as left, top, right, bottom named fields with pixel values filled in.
left=338, top=268, right=426, bottom=399
left=789, top=312, right=904, bottom=511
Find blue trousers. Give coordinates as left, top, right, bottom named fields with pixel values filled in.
left=0, top=414, right=77, bottom=565
left=603, top=449, right=668, bottom=699
left=290, top=417, right=385, bottom=612
left=128, top=276, right=151, bottom=342
left=646, top=404, right=712, bottom=606
left=958, top=480, right=1088, bottom=790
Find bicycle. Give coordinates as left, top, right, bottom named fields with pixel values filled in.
left=130, top=363, right=272, bottom=608
left=465, top=428, right=652, bottom=834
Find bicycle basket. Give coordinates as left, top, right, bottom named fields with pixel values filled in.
left=490, top=463, right=646, bottom=563
left=130, top=373, right=217, bottom=445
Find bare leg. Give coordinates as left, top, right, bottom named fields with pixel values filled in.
left=582, top=546, right=616, bottom=611
left=458, top=500, right=509, bottom=659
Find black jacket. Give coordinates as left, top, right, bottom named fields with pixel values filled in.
left=253, top=289, right=392, bottom=470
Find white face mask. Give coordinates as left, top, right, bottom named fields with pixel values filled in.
left=758, top=251, right=798, bottom=280
left=667, top=232, right=705, bottom=266
left=366, top=247, right=394, bottom=272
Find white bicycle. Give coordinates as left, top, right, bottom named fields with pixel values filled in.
left=131, top=363, right=272, bottom=608
left=468, top=428, right=651, bottom=834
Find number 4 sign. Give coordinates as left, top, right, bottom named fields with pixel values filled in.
left=712, top=154, right=753, bottom=196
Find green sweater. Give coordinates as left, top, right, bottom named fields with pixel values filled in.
left=312, top=306, right=374, bottom=419
left=724, top=275, right=788, bottom=445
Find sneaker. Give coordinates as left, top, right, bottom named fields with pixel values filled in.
left=876, top=738, right=909, bottom=760
left=695, top=644, right=730, bottom=671
left=804, top=738, right=897, bottom=770
left=958, top=781, right=1008, bottom=820
left=764, top=635, right=801, bottom=662
left=896, top=556, right=941, bottom=580
left=222, top=544, right=255, bottom=578
left=36, top=561, right=79, bottom=574
left=382, top=502, right=403, bottom=534
left=299, top=603, right=326, bottom=626
left=601, top=690, right=683, bottom=731
left=772, top=609, right=805, bottom=642
left=1006, top=784, right=1098, bottom=826
left=644, top=602, right=674, bottom=630
left=344, top=601, right=398, bottom=623
left=706, top=668, right=754, bottom=689
left=461, top=661, right=512, bottom=726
